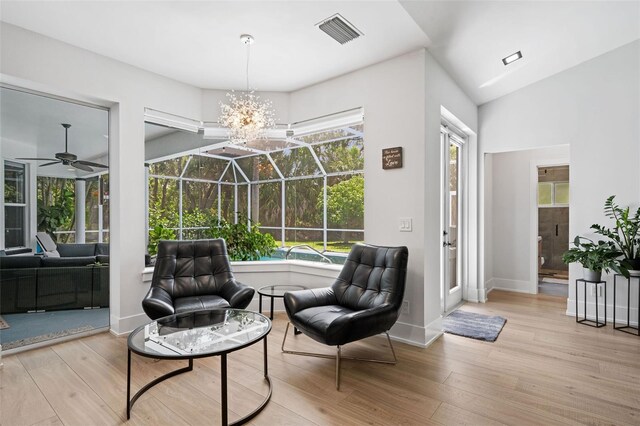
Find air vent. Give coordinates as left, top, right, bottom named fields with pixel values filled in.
left=317, top=14, right=363, bottom=45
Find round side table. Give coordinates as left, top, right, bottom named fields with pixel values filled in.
left=257, top=284, right=308, bottom=320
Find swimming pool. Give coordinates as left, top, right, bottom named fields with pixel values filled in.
left=261, top=248, right=348, bottom=265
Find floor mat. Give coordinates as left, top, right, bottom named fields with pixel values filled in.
left=443, top=310, right=506, bottom=342
left=0, top=308, right=109, bottom=350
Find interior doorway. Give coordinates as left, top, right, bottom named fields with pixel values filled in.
left=537, top=165, right=569, bottom=297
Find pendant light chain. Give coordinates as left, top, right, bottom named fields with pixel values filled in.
left=246, top=41, right=250, bottom=92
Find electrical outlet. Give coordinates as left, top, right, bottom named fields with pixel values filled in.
left=401, top=300, right=410, bottom=315
left=590, top=284, right=604, bottom=297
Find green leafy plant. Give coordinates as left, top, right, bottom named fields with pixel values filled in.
left=590, top=195, right=640, bottom=262
left=562, top=236, right=628, bottom=277
left=207, top=215, right=276, bottom=261
left=148, top=224, right=177, bottom=256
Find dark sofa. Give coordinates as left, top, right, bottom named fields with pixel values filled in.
left=0, top=242, right=110, bottom=314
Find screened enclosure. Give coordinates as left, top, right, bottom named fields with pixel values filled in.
left=145, top=112, right=364, bottom=254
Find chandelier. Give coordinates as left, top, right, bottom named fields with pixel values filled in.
left=219, top=34, right=275, bottom=143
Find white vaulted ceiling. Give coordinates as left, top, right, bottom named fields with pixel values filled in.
left=0, top=1, right=429, bottom=92
left=401, top=0, right=640, bottom=104
left=1, top=1, right=638, bottom=105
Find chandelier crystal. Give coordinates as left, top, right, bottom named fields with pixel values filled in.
left=219, top=34, right=275, bottom=144
left=219, top=91, right=275, bottom=142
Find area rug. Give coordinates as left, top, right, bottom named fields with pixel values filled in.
left=0, top=316, right=9, bottom=330
left=1, top=325, right=94, bottom=351
left=442, top=310, right=506, bottom=342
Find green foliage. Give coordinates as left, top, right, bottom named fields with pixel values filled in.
left=207, top=215, right=276, bottom=261
left=37, top=184, right=75, bottom=242
left=562, top=236, right=628, bottom=277
left=322, top=175, right=364, bottom=230
left=591, top=195, right=640, bottom=260
left=148, top=224, right=177, bottom=256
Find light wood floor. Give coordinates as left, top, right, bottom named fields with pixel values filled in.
left=2, top=290, right=640, bottom=426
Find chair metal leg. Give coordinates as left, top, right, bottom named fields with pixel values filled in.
left=281, top=322, right=397, bottom=390
left=336, top=346, right=341, bottom=390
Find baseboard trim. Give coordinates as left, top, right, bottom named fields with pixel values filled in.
left=566, top=300, right=639, bottom=327
left=110, top=312, right=149, bottom=335
left=490, top=277, right=535, bottom=294
left=490, top=286, right=534, bottom=295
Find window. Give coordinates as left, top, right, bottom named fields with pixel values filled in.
left=145, top=115, right=364, bottom=255
left=4, top=161, right=27, bottom=248
left=538, top=182, right=569, bottom=206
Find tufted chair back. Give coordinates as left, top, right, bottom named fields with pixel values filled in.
left=331, top=243, right=408, bottom=312
left=152, top=239, right=235, bottom=299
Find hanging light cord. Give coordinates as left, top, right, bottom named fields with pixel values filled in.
left=246, top=42, right=250, bottom=92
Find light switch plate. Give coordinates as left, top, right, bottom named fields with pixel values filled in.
left=399, top=217, right=412, bottom=232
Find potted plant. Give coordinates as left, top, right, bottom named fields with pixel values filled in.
left=562, top=236, right=628, bottom=281
left=591, top=195, right=640, bottom=274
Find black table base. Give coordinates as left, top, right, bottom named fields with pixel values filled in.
left=575, top=279, right=606, bottom=328
left=613, top=274, right=640, bottom=336
left=127, top=336, right=272, bottom=425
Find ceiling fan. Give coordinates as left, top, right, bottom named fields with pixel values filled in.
left=17, top=123, right=108, bottom=172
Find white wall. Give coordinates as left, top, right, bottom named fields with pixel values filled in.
left=488, top=146, right=570, bottom=293
left=480, top=40, right=640, bottom=321
left=1, top=22, right=203, bottom=333
left=289, top=50, right=477, bottom=345
left=289, top=49, right=429, bottom=344
left=424, top=52, right=479, bottom=315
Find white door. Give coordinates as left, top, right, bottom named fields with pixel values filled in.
left=442, top=127, right=464, bottom=313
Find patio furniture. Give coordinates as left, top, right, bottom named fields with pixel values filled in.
left=142, top=239, right=255, bottom=320
left=282, top=243, right=408, bottom=389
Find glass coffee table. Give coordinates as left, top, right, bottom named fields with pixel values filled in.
left=127, top=308, right=272, bottom=425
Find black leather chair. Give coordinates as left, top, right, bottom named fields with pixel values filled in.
left=142, top=239, right=255, bottom=320
left=282, top=243, right=408, bottom=389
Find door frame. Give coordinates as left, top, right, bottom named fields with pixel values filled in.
left=529, top=159, right=570, bottom=294
left=441, top=122, right=467, bottom=314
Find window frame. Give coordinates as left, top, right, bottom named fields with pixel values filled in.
left=3, top=160, right=29, bottom=249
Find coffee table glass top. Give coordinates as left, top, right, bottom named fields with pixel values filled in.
left=128, top=309, right=271, bottom=358
left=257, top=284, right=308, bottom=297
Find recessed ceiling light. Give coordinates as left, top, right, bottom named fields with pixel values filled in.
left=502, top=51, right=523, bottom=66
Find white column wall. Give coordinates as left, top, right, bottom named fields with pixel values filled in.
left=289, top=50, right=478, bottom=346
left=289, top=50, right=428, bottom=344
left=0, top=22, right=203, bottom=333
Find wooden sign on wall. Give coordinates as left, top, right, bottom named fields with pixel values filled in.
left=382, top=147, right=403, bottom=170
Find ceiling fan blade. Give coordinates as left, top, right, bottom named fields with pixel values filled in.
left=72, top=162, right=93, bottom=172
left=16, top=158, right=59, bottom=161
left=40, top=161, right=62, bottom=167
left=75, top=160, right=108, bottom=168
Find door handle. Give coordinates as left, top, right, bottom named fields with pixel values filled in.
left=555, top=224, right=558, bottom=237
